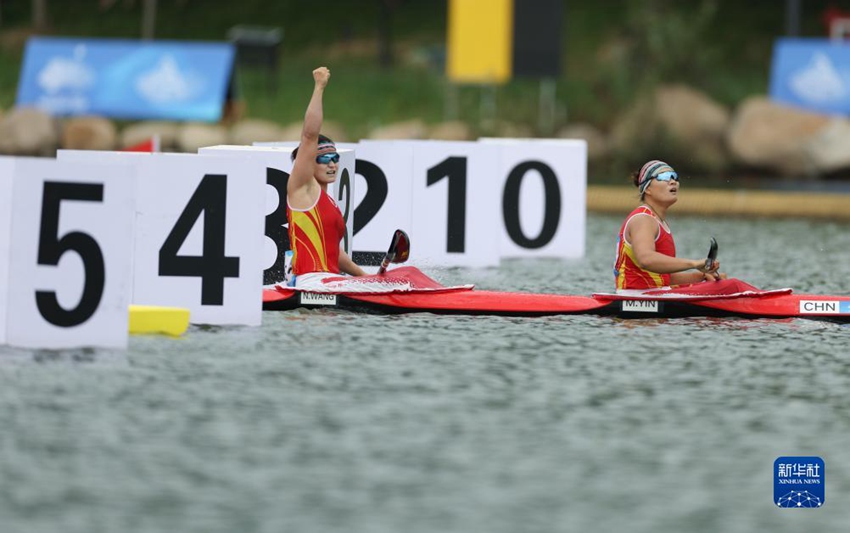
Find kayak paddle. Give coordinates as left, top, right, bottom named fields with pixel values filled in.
left=705, top=237, right=718, bottom=271
left=378, top=229, right=411, bottom=275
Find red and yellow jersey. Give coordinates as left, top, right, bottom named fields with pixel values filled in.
left=614, top=206, right=676, bottom=289
left=287, top=190, right=345, bottom=276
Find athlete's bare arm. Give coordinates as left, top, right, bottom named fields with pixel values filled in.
left=287, top=67, right=330, bottom=210
left=339, top=250, right=366, bottom=277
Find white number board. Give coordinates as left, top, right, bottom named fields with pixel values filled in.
left=337, top=141, right=414, bottom=263
left=133, top=154, right=265, bottom=326
left=0, top=158, right=15, bottom=345
left=199, top=145, right=356, bottom=285
left=6, top=157, right=135, bottom=349
left=409, top=140, right=500, bottom=268
left=481, top=138, right=587, bottom=258
left=57, top=150, right=266, bottom=326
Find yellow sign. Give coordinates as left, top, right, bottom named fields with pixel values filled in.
left=447, top=0, right=513, bottom=84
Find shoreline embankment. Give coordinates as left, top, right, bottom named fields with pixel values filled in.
left=587, top=186, right=850, bottom=221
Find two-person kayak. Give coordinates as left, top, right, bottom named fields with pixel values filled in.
left=262, top=265, right=850, bottom=322
left=265, top=229, right=850, bottom=322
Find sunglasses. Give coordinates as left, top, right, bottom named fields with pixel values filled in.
left=653, top=170, right=679, bottom=182
left=316, top=152, right=340, bottom=164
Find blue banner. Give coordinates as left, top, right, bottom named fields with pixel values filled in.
left=770, top=38, right=850, bottom=115
left=16, top=37, right=234, bottom=122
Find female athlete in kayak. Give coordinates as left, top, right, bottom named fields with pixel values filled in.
left=613, top=160, right=725, bottom=290
left=286, top=67, right=367, bottom=289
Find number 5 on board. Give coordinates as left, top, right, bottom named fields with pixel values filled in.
left=4, top=157, right=135, bottom=349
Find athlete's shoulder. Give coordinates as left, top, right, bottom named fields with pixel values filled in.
left=625, top=206, right=657, bottom=225
left=630, top=205, right=654, bottom=217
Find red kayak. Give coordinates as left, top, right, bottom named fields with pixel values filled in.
left=262, top=267, right=850, bottom=322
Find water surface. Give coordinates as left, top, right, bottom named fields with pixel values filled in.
left=1, top=214, right=848, bottom=533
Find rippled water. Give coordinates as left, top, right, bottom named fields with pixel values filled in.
left=1, top=214, right=849, bottom=533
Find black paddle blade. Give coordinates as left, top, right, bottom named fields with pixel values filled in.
left=705, top=237, right=718, bottom=270
left=378, top=229, right=411, bottom=274
left=392, top=230, right=410, bottom=264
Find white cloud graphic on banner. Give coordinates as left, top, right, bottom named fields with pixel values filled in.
left=790, top=52, right=846, bottom=103
left=135, top=55, right=203, bottom=104
left=37, top=45, right=95, bottom=94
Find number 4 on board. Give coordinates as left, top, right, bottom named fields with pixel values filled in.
left=158, top=174, right=240, bottom=306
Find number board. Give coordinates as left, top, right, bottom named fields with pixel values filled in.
left=5, top=157, right=135, bottom=349
left=57, top=150, right=266, bottom=326
left=336, top=149, right=356, bottom=257
left=134, top=154, right=265, bottom=326
left=408, top=140, right=500, bottom=268
left=0, top=158, right=15, bottom=345
left=199, top=145, right=356, bottom=284
left=480, top=138, right=587, bottom=258
left=337, top=141, right=413, bottom=266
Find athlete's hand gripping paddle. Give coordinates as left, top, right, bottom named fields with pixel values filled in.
left=704, top=237, right=718, bottom=272
left=377, top=229, right=410, bottom=275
